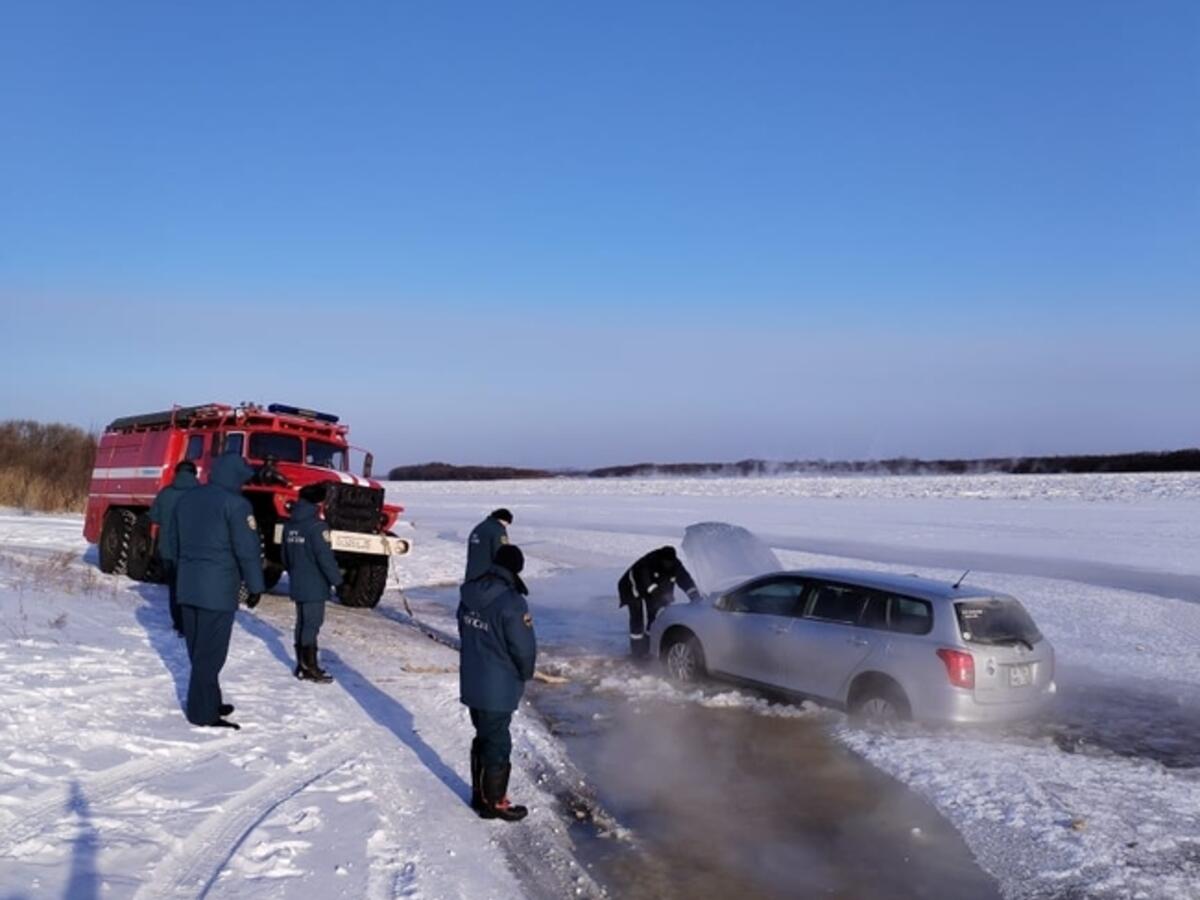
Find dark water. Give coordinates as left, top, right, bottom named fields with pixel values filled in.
left=1009, top=675, right=1200, bottom=769
left=530, top=671, right=1002, bottom=900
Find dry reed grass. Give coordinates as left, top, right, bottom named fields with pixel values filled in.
left=0, top=421, right=96, bottom=512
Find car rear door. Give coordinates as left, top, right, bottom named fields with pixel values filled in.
left=709, top=577, right=808, bottom=686
left=777, top=581, right=881, bottom=702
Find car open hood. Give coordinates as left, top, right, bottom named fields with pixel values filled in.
left=681, top=522, right=784, bottom=596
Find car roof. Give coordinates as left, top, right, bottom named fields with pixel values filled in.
left=766, top=567, right=1008, bottom=603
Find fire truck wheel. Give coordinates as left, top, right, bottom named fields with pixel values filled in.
left=125, top=514, right=157, bottom=582
left=99, top=509, right=136, bottom=576
left=337, top=559, right=388, bottom=608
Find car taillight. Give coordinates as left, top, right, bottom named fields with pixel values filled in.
left=936, top=648, right=975, bottom=689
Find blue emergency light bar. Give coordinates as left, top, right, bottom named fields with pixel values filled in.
left=267, top=403, right=340, bottom=424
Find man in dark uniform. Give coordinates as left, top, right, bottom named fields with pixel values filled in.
left=282, top=483, right=343, bottom=684
left=149, top=460, right=198, bottom=635
left=458, top=543, right=536, bottom=822
left=162, top=453, right=265, bottom=730
left=618, top=546, right=701, bottom=661
left=464, top=508, right=513, bottom=583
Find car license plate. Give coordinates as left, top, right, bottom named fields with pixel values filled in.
left=1008, top=664, right=1031, bottom=687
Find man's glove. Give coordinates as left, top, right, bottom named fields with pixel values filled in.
left=687, top=588, right=702, bottom=602
left=245, top=592, right=261, bottom=609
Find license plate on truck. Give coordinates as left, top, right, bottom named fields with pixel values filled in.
left=1008, top=664, right=1032, bottom=687
left=270, top=525, right=411, bottom=556
left=330, top=531, right=412, bottom=556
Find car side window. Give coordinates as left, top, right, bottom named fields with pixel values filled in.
left=184, top=435, right=205, bottom=461
left=804, top=582, right=867, bottom=625
left=724, top=579, right=806, bottom=616
left=889, top=596, right=933, bottom=635
left=859, top=592, right=889, bottom=630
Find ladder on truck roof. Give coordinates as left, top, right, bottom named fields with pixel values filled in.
left=105, top=404, right=231, bottom=433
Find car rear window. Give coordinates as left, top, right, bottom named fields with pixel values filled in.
left=955, top=598, right=1041, bottom=647
left=889, top=596, right=933, bottom=635
left=806, top=584, right=867, bottom=624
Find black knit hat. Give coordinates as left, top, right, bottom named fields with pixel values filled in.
left=494, top=543, right=525, bottom=576
left=491, top=508, right=514, bottom=524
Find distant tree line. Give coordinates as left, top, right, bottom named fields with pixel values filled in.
left=386, top=462, right=556, bottom=481
left=0, top=421, right=97, bottom=511
left=389, top=449, right=1200, bottom=481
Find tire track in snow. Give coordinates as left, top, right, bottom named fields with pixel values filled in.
left=0, top=675, right=168, bottom=711
left=133, top=734, right=359, bottom=899
left=0, top=743, right=221, bottom=857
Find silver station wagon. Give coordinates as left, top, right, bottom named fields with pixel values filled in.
left=650, top=529, right=1056, bottom=723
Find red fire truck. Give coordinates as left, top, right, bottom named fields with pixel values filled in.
left=83, top=402, right=411, bottom=608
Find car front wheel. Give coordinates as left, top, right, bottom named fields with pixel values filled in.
left=664, top=633, right=705, bottom=684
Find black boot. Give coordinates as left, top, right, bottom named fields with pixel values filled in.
left=481, top=764, right=527, bottom=822
left=312, top=640, right=333, bottom=681
left=220, top=703, right=235, bottom=716
left=630, top=635, right=650, bottom=663
left=207, top=718, right=240, bottom=730
left=299, top=646, right=333, bottom=683
left=470, top=739, right=485, bottom=812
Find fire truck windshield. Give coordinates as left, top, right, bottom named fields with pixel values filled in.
left=248, top=433, right=303, bottom=463
left=306, top=439, right=347, bottom=471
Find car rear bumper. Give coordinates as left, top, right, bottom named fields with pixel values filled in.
left=917, top=680, right=1057, bottom=724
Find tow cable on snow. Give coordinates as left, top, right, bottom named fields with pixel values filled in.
left=396, top=588, right=569, bottom=685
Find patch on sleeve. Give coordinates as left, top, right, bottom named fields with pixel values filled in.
left=321, top=529, right=332, bottom=543
left=247, top=514, right=258, bottom=531
left=522, top=612, right=533, bottom=628
left=500, top=534, right=509, bottom=545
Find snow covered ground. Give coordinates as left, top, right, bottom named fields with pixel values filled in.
left=1, top=471, right=1199, bottom=898
left=0, top=516, right=601, bottom=900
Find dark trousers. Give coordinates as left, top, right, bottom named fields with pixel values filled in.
left=470, top=708, right=513, bottom=767
left=180, top=606, right=235, bottom=726
left=293, top=600, right=325, bottom=648
left=160, top=560, right=182, bottom=633
left=620, top=581, right=668, bottom=659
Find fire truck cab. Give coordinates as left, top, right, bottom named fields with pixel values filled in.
left=84, top=402, right=410, bottom=608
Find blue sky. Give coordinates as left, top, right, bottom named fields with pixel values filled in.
left=1, top=1, right=1197, bottom=468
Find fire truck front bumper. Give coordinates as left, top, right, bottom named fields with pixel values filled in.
left=272, top=526, right=412, bottom=557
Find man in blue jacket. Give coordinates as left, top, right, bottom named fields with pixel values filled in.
left=458, top=543, right=536, bottom=821
left=149, top=460, right=199, bottom=635
left=163, top=453, right=265, bottom=730
left=282, top=483, right=343, bottom=683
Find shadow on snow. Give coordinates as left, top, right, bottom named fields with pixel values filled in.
left=324, top=648, right=471, bottom=805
